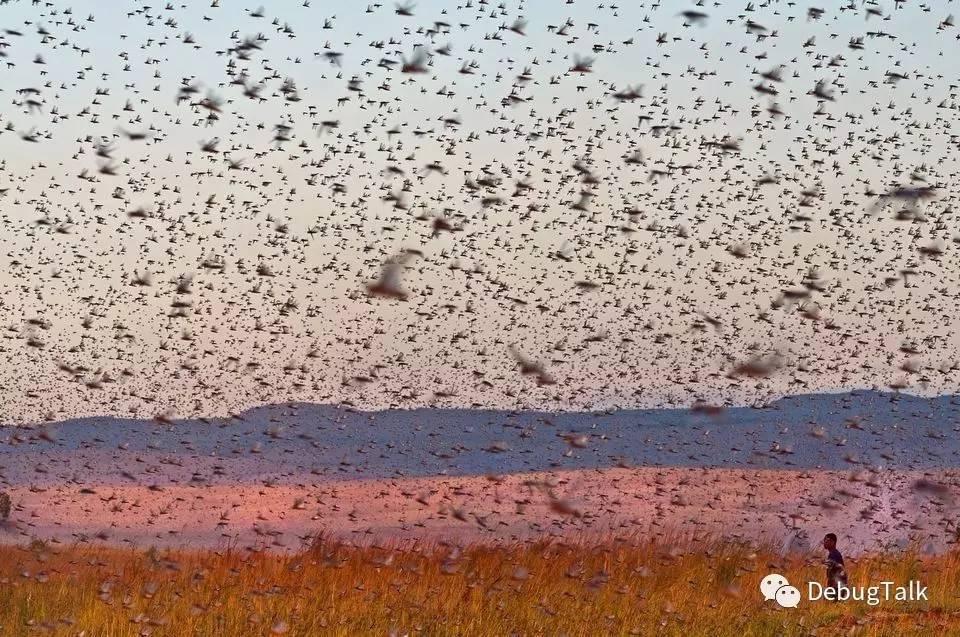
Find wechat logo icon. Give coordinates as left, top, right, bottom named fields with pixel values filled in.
left=761, top=573, right=801, bottom=608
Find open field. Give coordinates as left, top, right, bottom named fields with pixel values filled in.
left=1, top=466, right=956, bottom=554
left=0, top=535, right=958, bottom=636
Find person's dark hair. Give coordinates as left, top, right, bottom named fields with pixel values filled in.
left=824, top=533, right=837, bottom=543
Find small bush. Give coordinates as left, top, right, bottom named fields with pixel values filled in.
left=0, top=491, right=10, bottom=520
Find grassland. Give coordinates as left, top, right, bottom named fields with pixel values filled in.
left=0, top=534, right=958, bottom=636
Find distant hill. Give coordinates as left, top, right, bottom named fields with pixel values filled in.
left=2, top=390, right=959, bottom=486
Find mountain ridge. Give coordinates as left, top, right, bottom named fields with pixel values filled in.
left=1, top=390, right=958, bottom=486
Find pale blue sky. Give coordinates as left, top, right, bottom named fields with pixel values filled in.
left=0, top=0, right=957, bottom=422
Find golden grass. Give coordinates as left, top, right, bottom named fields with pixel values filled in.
left=0, top=534, right=958, bottom=636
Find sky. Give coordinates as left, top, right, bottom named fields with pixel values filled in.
left=0, top=0, right=958, bottom=423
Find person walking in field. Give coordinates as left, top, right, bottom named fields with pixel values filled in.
left=823, top=533, right=848, bottom=590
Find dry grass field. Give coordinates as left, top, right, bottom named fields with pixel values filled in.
left=0, top=534, right=958, bottom=636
